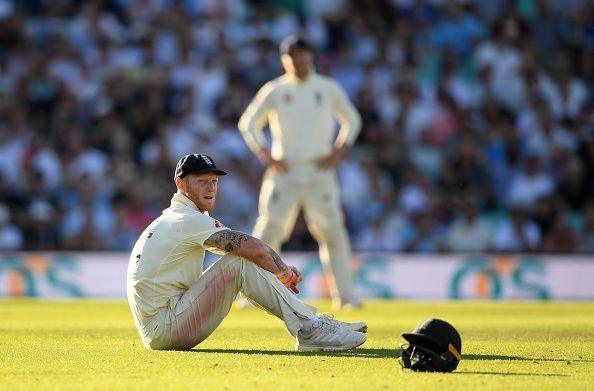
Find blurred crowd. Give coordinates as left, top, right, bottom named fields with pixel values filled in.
left=0, top=0, right=593, bottom=254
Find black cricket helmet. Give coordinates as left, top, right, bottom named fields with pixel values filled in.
left=398, top=318, right=462, bottom=372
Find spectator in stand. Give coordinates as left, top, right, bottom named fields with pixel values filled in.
left=0, top=203, right=23, bottom=250
left=446, top=196, right=492, bottom=253
left=551, top=52, right=589, bottom=120
left=473, top=4, right=527, bottom=113
left=354, top=199, right=407, bottom=253
left=484, top=110, right=524, bottom=204
left=59, top=175, right=113, bottom=250
left=506, top=155, right=554, bottom=210
left=429, top=2, right=485, bottom=59
left=402, top=209, right=446, bottom=253
left=491, top=206, right=541, bottom=253
left=518, top=96, right=574, bottom=167
left=106, top=193, right=142, bottom=251
left=523, top=0, right=562, bottom=67
left=24, top=199, right=58, bottom=250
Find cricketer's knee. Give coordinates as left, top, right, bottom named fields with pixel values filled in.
left=310, top=221, right=350, bottom=249
left=147, top=255, right=247, bottom=351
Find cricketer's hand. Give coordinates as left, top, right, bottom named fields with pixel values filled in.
left=276, top=266, right=302, bottom=294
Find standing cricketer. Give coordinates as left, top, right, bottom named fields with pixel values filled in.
left=127, top=153, right=367, bottom=351
left=238, top=34, right=362, bottom=309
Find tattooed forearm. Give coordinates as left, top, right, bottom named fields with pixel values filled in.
left=204, top=229, right=289, bottom=273
left=269, top=248, right=288, bottom=272
left=205, top=229, right=252, bottom=253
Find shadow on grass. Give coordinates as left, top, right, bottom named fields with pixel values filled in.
left=187, top=347, right=398, bottom=359
left=455, top=371, right=567, bottom=377
left=464, top=354, right=594, bottom=363
left=182, top=350, right=593, bottom=364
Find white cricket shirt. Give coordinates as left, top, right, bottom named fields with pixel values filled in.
left=238, top=72, right=361, bottom=167
left=126, top=192, right=228, bottom=333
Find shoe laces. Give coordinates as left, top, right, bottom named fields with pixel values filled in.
left=318, top=313, right=342, bottom=327
left=313, top=314, right=341, bottom=333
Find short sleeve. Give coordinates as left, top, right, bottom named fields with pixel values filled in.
left=185, top=213, right=228, bottom=246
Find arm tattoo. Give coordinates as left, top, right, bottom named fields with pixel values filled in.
left=269, top=248, right=288, bottom=272
left=205, top=229, right=251, bottom=253
left=205, top=229, right=289, bottom=272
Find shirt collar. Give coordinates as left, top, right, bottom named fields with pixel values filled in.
left=170, top=192, right=209, bottom=215
left=285, top=70, right=315, bottom=84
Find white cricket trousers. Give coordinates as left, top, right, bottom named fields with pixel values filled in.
left=253, top=168, right=356, bottom=307
left=142, top=254, right=317, bottom=350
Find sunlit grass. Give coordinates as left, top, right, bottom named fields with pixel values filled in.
left=1, top=299, right=593, bottom=390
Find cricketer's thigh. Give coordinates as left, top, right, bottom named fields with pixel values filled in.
left=148, top=254, right=316, bottom=350
left=302, top=170, right=356, bottom=306
left=252, top=171, right=301, bottom=251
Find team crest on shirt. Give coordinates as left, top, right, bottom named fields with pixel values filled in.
left=283, top=93, right=293, bottom=103
left=214, top=220, right=224, bottom=228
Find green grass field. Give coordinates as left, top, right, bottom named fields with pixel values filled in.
left=1, top=300, right=594, bottom=390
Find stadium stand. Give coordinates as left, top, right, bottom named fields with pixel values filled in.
left=0, top=0, right=592, bottom=253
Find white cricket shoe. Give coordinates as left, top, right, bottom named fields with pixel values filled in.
left=318, top=313, right=367, bottom=333
left=295, top=316, right=367, bottom=352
